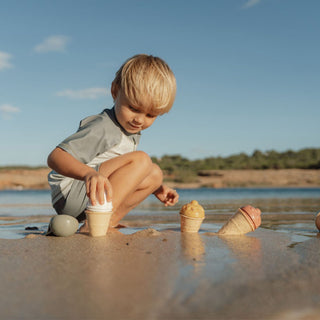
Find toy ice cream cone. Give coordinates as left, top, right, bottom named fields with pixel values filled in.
left=218, top=205, right=261, bottom=235
left=85, top=195, right=113, bottom=237
left=180, top=200, right=205, bottom=233
left=180, top=215, right=203, bottom=233
left=85, top=210, right=113, bottom=237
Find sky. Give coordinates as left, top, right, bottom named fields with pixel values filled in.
left=0, top=0, right=319, bottom=166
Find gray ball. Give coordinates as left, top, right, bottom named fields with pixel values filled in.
left=49, top=215, right=79, bottom=237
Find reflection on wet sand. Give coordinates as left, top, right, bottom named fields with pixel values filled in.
left=219, top=235, right=264, bottom=277
left=3, top=225, right=320, bottom=319
left=41, top=230, right=182, bottom=319
left=180, top=232, right=206, bottom=274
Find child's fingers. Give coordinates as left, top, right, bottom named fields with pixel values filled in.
left=169, top=190, right=179, bottom=203
left=96, top=177, right=112, bottom=204
left=97, top=186, right=105, bottom=205
left=104, top=179, right=113, bottom=202
left=88, top=180, right=97, bottom=205
left=164, top=191, right=179, bottom=207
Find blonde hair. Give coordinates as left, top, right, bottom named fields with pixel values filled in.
left=112, top=54, right=176, bottom=115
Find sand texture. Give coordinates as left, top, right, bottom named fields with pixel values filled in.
left=1, top=168, right=320, bottom=190
left=1, top=227, right=320, bottom=319
left=168, top=169, right=320, bottom=189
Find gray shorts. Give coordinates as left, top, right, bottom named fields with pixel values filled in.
left=52, top=163, right=101, bottom=222
left=53, top=178, right=88, bottom=222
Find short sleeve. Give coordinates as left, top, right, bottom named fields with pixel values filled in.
left=58, top=113, right=122, bottom=164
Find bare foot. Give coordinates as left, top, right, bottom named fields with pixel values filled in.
left=79, top=220, right=89, bottom=233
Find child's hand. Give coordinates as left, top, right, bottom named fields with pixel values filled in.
left=84, top=171, right=113, bottom=205
left=154, top=185, right=179, bottom=207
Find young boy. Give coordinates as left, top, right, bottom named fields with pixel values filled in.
left=47, top=54, right=179, bottom=231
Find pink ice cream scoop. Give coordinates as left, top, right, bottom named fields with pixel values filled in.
left=240, top=205, right=262, bottom=230
left=218, top=204, right=262, bottom=235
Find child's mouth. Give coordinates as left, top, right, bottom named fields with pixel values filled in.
left=129, top=123, right=141, bottom=130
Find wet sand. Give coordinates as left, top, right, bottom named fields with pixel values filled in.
left=1, top=220, right=320, bottom=319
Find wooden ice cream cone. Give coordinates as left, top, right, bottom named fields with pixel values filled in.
left=85, top=210, right=113, bottom=237
left=218, top=209, right=255, bottom=235
left=180, top=215, right=204, bottom=233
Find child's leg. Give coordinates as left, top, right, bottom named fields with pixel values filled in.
left=109, top=163, right=162, bottom=226
left=98, top=151, right=163, bottom=226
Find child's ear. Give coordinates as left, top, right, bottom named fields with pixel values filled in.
left=111, top=82, right=119, bottom=100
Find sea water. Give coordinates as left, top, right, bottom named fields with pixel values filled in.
left=1, top=187, right=320, bottom=217
left=1, top=188, right=320, bottom=239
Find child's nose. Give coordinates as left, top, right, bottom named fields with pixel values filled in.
left=134, top=114, right=144, bottom=124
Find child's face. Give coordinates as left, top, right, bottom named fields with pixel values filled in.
left=113, top=90, right=158, bottom=134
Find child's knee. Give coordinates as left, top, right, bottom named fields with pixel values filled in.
left=150, top=163, right=163, bottom=186
left=131, top=151, right=152, bottom=168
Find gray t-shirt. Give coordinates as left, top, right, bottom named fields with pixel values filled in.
left=48, top=107, right=141, bottom=204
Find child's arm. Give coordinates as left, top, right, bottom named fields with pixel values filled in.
left=47, top=147, right=112, bottom=205
left=153, top=185, right=179, bottom=207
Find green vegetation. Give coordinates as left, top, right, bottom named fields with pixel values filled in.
left=1, top=148, right=319, bottom=185
left=152, top=148, right=320, bottom=183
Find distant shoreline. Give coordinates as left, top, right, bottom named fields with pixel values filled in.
left=0, top=167, right=319, bottom=190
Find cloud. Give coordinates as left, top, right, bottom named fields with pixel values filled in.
left=34, top=35, right=69, bottom=53
left=0, top=51, right=13, bottom=70
left=242, top=0, right=261, bottom=9
left=56, top=87, right=108, bottom=99
left=0, top=104, right=21, bottom=119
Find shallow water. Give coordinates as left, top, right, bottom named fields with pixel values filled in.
left=0, top=188, right=319, bottom=239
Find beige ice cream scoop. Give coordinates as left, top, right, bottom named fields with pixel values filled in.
left=180, top=200, right=205, bottom=219
left=180, top=200, right=205, bottom=233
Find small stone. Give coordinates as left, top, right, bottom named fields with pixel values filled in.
left=25, top=226, right=39, bottom=231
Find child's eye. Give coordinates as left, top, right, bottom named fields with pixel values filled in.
left=147, top=113, right=157, bottom=118
left=129, top=105, right=139, bottom=112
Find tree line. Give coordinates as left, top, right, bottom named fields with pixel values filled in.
left=1, top=148, right=319, bottom=172
left=151, top=148, right=320, bottom=182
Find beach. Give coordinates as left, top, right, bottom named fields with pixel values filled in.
left=1, top=210, right=320, bottom=319
left=1, top=222, right=320, bottom=319
left=1, top=187, right=320, bottom=319
left=1, top=168, right=320, bottom=190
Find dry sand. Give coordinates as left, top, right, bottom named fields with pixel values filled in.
left=167, top=169, right=320, bottom=189
left=1, top=225, right=320, bottom=319
left=1, top=168, right=320, bottom=190
left=0, top=168, right=50, bottom=190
